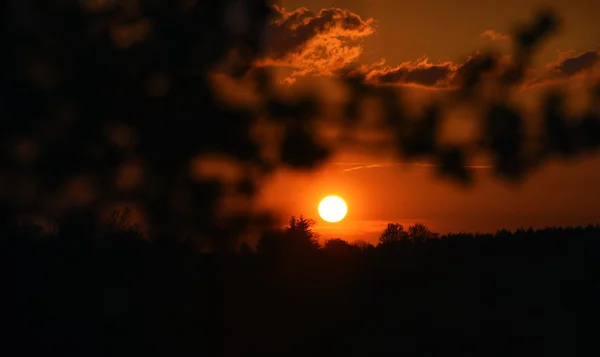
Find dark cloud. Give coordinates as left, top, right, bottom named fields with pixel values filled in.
left=554, top=51, right=599, bottom=76
left=375, top=65, right=453, bottom=86
left=450, top=53, right=506, bottom=86
left=524, top=50, right=600, bottom=88
left=363, top=53, right=502, bottom=88
left=359, top=52, right=511, bottom=88
left=361, top=50, right=596, bottom=90
left=362, top=58, right=457, bottom=88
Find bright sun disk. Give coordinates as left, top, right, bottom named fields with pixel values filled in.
left=318, top=196, right=348, bottom=223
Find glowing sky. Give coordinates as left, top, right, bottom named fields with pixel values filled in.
left=255, top=0, right=600, bottom=242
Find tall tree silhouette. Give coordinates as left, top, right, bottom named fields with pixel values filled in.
left=407, top=223, right=439, bottom=242
left=287, top=215, right=320, bottom=248
left=283, top=215, right=321, bottom=256
left=379, top=223, right=409, bottom=244
left=256, top=215, right=320, bottom=256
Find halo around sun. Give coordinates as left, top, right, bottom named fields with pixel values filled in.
left=318, top=196, right=348, bottom=223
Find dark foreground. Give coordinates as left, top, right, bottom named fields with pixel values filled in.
left=2, top=225, right=599, bottom=356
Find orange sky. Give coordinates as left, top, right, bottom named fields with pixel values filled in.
left=252, top=0, right=600, bottom=243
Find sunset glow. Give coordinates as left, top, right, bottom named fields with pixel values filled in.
left=5, top=1, right=600, bottom=354
left=318, top=196, right=348, bottom=223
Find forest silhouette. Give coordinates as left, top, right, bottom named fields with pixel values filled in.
left=2, top=214, right=600, bottom=356
left=1, top=0, right=600, bottom=356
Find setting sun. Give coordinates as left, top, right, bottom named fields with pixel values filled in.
left=318, top=196, right=348, bottom=223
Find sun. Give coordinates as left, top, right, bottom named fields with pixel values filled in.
left=318, top=196, right=348, bottom=223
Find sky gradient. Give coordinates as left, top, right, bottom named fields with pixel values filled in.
left=251, top=0, right=600, bottom=243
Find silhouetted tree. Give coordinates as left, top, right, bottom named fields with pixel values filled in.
left=379, top=223, right=409, bottom=244
left=255, top=228, right=284, bottom=256
left=407, top=223, right=439, bottom=242
left=323, top=238, right=354, bottom=255
left=352, top=240, right=375, bottom=253
left=496, top=229, right=513, bottom=240
left=255, top=215, right=320, bottom=256
left=287, top=215, right=321, bottom=250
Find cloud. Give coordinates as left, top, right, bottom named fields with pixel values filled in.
left=524, top=50, right=600, bottom=88
left=480, top=29, right=509, bottom=41
left=338, top=49, right=597, bottom=90
left=256, top=6, right=597, bottom=90
left=260, top=5, right=376, bottom=82
left=553, top=51, right=599, bottom=76
left=363, top=57, right=456, bottom=87
left=361, top=53, right=506, bottom=89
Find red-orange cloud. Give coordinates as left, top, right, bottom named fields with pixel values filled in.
left=361, top=53, right=508, bottom=89
left=257, top=6, right=598, bottom=90
left=480, top=29, right=509, bottom=41
left=342, top=50, right=598, bottom=90
left=362, top=57, right=457, bottom=87
left=260, top=5, right=376, bottom=82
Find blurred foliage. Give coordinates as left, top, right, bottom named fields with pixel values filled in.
left=1, top=0, right=599, bottom=247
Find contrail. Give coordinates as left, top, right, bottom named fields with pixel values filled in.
left=330, top=162, right=493, bottom=173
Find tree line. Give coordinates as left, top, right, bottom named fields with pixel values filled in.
left=2, top=212, right=600, bottom=356
left=252, top=214, right=600, bottom=255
